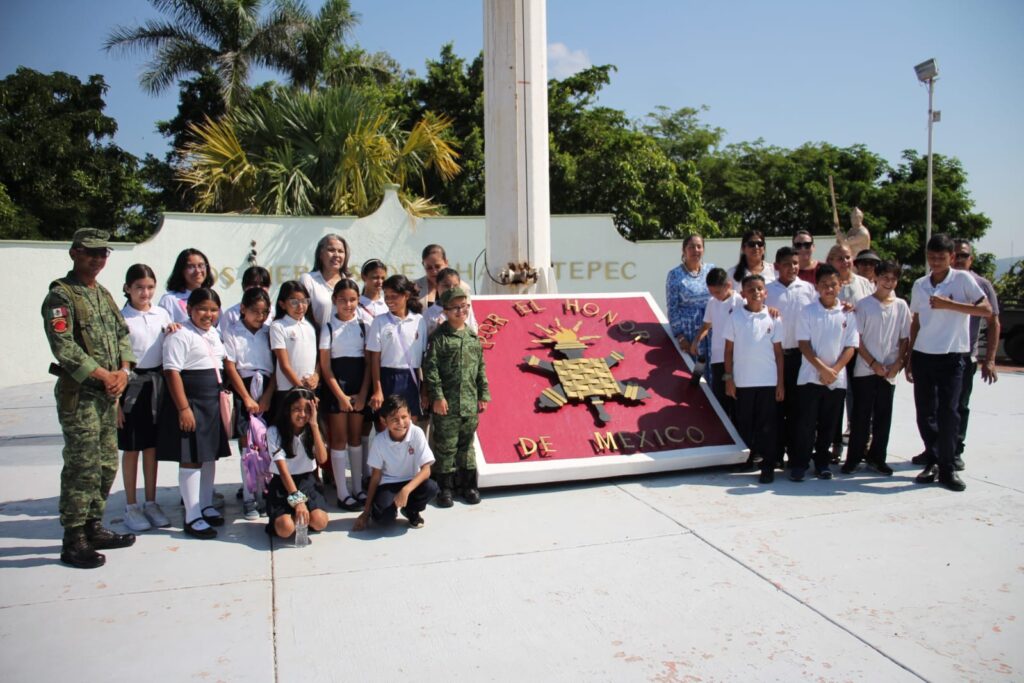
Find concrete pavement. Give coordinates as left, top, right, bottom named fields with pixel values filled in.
left=1, top=373, right=1022, bottom=682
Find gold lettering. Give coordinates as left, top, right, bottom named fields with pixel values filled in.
left=517, top=437, right=537, bottom=459
left=274, top=266, right=291, bottom=285
left=686, top=426, right=705, bottom=444
left=401, top=263, right=416, bottom=277
left=563, top=299, right=580, bottom=314
left=478, top=323, right=498, bottom=336
left=528, top=300, right=545, bottom=314
left=636, top=431, right=653, bottom=449
left=218, top=266, right=236, bottom=289
left=617, top=320, right=635, bottom=333
left=480, top=339, right=495, bottom=350
left=617, top=432, right=634, bottom=449
left=570, top=262, right=584, bottom=279
left=485, top=313, right=509, bottom=327
left=552, top=261, right=565, bottom=279
left=602, top=310, right=619, bottom=326
left=581, top=302, right=600, bottom=317
left=664, top=426, right=686, bottom=443
left=592, top=431, right=619, bottom=452
left=513, top=301, right=532, bottom=316
left=621, top=261, right=636, bottom=280
left=587, top=261, right=601, bottom=278
left=653, top=429, right=666, bottom=447
left=604, top=262, right=620, bottom=280
left=538, top=436, right=556, bottom=456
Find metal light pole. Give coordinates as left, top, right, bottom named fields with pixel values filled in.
left=915, top=59, right=939, bottom=253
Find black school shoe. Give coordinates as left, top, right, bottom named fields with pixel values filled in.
left=939, top=473, right=966, bottom=492
left=400, top=507, right=425, bottom=529
left=184, top=519, right=217, bottom=539
left=85, top=519, right=135, bottom=550
left=759, top=470, right=775, bottom=484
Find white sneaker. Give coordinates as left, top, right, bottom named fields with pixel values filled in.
left=144, top=501, right=171, bottom=528
left=124, top=504, right=152, bottom=532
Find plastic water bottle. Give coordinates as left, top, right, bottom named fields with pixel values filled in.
left=294, top=517, right=309, bottom=548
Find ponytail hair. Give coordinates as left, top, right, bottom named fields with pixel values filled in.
left=123, top=263, right=157, bottom=300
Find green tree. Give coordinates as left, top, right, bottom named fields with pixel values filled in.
left=104, top=0, right=307, bottom=109
left=0, top=68, right=153, bottom=240
left=177, top=85, right=460, bottom=216
left=995, top=260, right=1024, bottom=304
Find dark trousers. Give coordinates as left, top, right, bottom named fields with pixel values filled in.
left=912, top=351, right=965, bottom=474
left=793, top=383, right=846, bottom=473
left=735, top=386, right=779, bottom=471
left=776, top=350, right=802, bottom=460
left=847, top=376, right=895, bottom=465
left=709, top=362, right=735, bottom=421
left=956, top=358, right=978, bottom=458
left=370, top=478, right=439, bottom=521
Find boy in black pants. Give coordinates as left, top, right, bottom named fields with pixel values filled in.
left=791, top=264, right=859, bottom=481
left=723, top=275, right=785, bottom=483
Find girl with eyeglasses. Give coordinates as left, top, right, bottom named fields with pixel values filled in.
left=159, top=249, right=215, bottom=324
left=728, top=230, right=776, bottom=286
left=270, top=281, right=319, bottom=421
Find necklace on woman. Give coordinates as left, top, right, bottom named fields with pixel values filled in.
left=684, top=262, right=703, bottom=277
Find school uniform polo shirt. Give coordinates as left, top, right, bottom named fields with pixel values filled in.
left=122, top=304, right=173, bottom=369
left=158, top=290, right=190, bottom=324
left=723, top=306, right=784, bottom=388
left=910, top=268, right=986, bottom=355
left=319, top=315, right=366, bottom=358
left=368, top=424, right=434, bottom=484
left=853, top=296, right=911, bottom=383
left=796, top=301, right=859, bottom=389
left=765, top=278, right=817, bottom=350
left=358, top=295, right=388, bottom=320
left=367, top=313, right=427, bottom=369
left=702, top=291, right=745, bottom=363
left=266, top=426, right=316, bottom=475
left=223, top=320, right=274, bottom=377
left=269, top=316, right=317, bottom=390
left=162, top=322, right=224, bottom=372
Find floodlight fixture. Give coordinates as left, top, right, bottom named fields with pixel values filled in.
left=914, top=58, right=938, bottom=82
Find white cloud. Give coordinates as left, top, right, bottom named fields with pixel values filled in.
left=547, top=42, right=591, bottom=79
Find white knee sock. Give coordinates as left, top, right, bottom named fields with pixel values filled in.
left=179, top=467, right=202, bottom=524
left=331, top=449, right=350, bottom=501
left=348, top=444, right=364, bottom=495
left=200, top=461, right=216, bottom=509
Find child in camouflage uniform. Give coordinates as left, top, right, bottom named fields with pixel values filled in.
left=422, top=287, right=490, bottom=506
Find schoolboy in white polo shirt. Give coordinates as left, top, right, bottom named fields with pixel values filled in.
left=690, top=267, right=743, bottom=420
left=907, top=234, right=991, bottom=492
left=791, top=264, right=859, bottom=482
left=723, top=274, right=785, bottom=483
left=843, top=260, right=910, bottom=476
left=766, top=246, right=817, bottom=465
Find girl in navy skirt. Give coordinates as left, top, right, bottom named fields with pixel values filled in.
left=222, top=287, right=276, bottom=519
left=367, top=275, right=428, bottom=429
left=157, top=288, right=231, bottom=539
left=269, top=281, right=319, bottom=421
left=266, top=388, right=329, bottom=540
left=119, top=264, right=179, bottom=532
left=319, top=279, right=370, bottom=510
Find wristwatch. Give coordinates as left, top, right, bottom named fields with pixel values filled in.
left=722, top=373, right=734, bottom=381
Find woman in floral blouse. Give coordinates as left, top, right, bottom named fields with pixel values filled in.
left=666, top=234, right=714, bottom=359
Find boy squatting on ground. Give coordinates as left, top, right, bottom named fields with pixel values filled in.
left=422, top=287, right=490, bottom=507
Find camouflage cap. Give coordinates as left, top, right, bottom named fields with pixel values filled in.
left=439, top=286, right=469, bottom=308
left=71, top=228, right=111, bottom=249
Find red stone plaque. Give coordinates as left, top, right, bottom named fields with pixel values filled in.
left=471, top=293, right=747, bottom=487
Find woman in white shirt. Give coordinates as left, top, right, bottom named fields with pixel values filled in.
left=299, top=234, right=351, bottom=329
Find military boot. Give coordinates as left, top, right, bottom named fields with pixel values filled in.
left=85, top=519, right=136, bottom=550
left=459, top=468, right=481, bottom=505
left=61, top=526, right=105, bottom=569
left=435, top=473, right=455, bottom=508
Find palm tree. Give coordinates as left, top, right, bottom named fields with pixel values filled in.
left=177, top=86, right=460, bottom=216
left=104, top=0, right=306, bottom=109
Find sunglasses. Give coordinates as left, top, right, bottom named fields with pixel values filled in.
left=793, top=242, right=813, bottom=249
left=79, top=247, right=112, bottom=258
left=953, top=253, right=971, bottom=260
left=745, top=240, right=766, bottom=249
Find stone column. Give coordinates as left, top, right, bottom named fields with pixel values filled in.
left=482, top=0, right=555, bottom=294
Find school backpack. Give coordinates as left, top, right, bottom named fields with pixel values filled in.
left=242, top=414, right=272, bottom=495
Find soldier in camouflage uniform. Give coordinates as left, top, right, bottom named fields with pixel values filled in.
left=422, top=287, right=490, bottom=507
left=42, top=228, right=137, bottom=568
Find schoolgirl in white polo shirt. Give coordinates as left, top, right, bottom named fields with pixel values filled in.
left=791, top=264, right=859, bottom=482
left=723, top=274, right=785, bottom=483
left=367, top=275, right=428, bottom=425
left=269, top=280, right=319, bottom=420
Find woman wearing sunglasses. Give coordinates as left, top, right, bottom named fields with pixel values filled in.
left=728, top=230, right=775, bottom=286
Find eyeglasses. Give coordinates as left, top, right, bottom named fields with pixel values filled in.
left=287, top=298, right=309, bottom=308
left=185, top=263, right=208, bottom=272
left=745, top=240, right=766, bottom=249
left=445, top=304, right=471, bottom=312
left=793, top=242, right=813, bottom=250
left=953, top=253, right=971, bottom=260
left=79, top=247, right=112, bottom=258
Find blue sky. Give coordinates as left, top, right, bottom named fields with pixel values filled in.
left=2, top=0, right=1022, bottom=259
